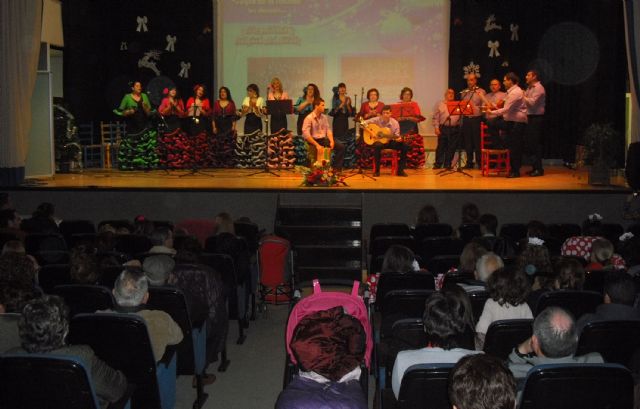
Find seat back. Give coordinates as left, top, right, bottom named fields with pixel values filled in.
left=59, top=220, right=96, bottom=244
left=37, top=264, right=72, bottom=293
left=380, top=289, right=435, bottom=337
left=426, top=255, right=460, bottom=276
left=599, top=223, right=624, bottom=245
left=519, top=364, right=633, bottom=409
left=376, top=272, right=435, bottom=311
left=200, top=253, right=241, bottom=318
left=369, top=223, right=412, bottom=244
left=499, top=223, right=528, bottom=242
left=113, top=234, right=153, bottom=256
left=396, top=363, right=454, bottom=409
left=52, top=284, right=115, bottom=316
left=418, top=237, right=464, bottom=262
left=146, top=287, right=201, bottom=375
left=547, top=223, right=581, bottom=243
left=413, top=223, right=454, bottom=242
left=370, top=236, right=416, bottom=259
left=174, top=219, right=217, bottom=246
left=25, top=233, right=68, bottom=254
left=97, top=219, right=134, bottom=233
left=483, top=319, right=533, bottom=360
left=468, top=290, right=491, bottom=325
left=441, top=270, right=475, bottom=288
left=0, top=354, right=100, bottom=409
left=534, top=290, right=602, bottom=319
left=234, top=221, right=261, bottom=253
left=576, top=320, right=640, bottom=367
left=68, top=313, right=161, bottom=409
left=583, top=269, right=606, bottom=294
left=458, top=223, right=481, bottom=244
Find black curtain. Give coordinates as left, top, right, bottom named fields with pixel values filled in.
left=449, top=0, right=627, bottom=165
left=62, top=0, right=214, bottom=123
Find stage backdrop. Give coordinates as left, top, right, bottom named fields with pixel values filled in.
left=62, top=0, right=213, bottom=123
left=448, top=0, right=627, bottom=165
left=217, top=0, right=450, bottom=135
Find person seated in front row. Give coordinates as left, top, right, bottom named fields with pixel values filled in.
left=391, top=291, right=481, bottom=399
left=362, top=105, right=408, bottom=177
left=302, top=98, right=345, bottom=172
left=508, top=306, right=603, bottom=381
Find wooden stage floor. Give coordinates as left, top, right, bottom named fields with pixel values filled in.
left=27, top=165, right=629, bottom=192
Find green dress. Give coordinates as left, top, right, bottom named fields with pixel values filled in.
left=113, top=93, right=158, bottom=170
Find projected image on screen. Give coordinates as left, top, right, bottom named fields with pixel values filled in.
left=218, top=0, right=448, bottom=134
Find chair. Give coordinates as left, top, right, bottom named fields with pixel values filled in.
left=377, top=318, right=429, bottom=390
left=96, top=264, right=126, bottom=288
left=258, top=235, right=294, bottom=307
left=382, top=363, right=454, bottom=409
left=468, top=290, right=490, bottom=325
left=174, top=219, right=217, bottom=246
left=379, top=289, right=435, bottom=337
left=599, top=223, right=624, bottom=245
left=483, top=319, right=533, bottom=360
left=576, top=320, right=640, bottom=367
left=412, top=223, right=454, bottom=243
left=375, top=272, right=435, bottom=312
left=113, top=234, right=153, bottom=256
left=0, top=354, right=110, bottom=409
left=234, top=220, right=261, bottom=253
left=146, top=287, right=209, bottom=409
left=499, top=223, right=528, bottom=243
left=370, top=223, right=412, bottom=244
left=68, top=313, right=175, bottom=409
left=519, top=363, right=633, bottom=409
left=583, top=269, right=607, bottom=294
left=37, top=264, right=72, bottom=293
left=547, top=223, right=582, bottom=243
left=418, top=237, right=464, bottom=263
left=425, top=255, right=459, bottom=275
left=77, top=121, right=101, bottom=168
left=480, top=122, right=510, bottom=176
left=52, top=284, right=115, bottom=317
left=370, top=236, right=416, bottom=260
left=373, top=149, right=399, bottom=175
left=25, top=233, right=68, bottom=255
left=33, top=250, right=70, bottom=266
left=458, top=223, right=481, bottom=244
left=534, top=290, right=602, bottom=319
left=441, top=270, right=475, bottom=288
left=98, top=219, right=134, bottom=233
left=99, top=121, right=125, bottom=169
left=68, top=232, right=98, bottom=248
left=59, top=220, right=96, bottom=244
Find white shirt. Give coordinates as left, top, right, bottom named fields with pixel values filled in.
left=475, top=298, right=533, bottom=334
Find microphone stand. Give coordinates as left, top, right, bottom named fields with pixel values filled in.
left=179, top=103, right=216, bottom=177
left=438, top=88, right=477, bottom=178
left=247, top=105, right=279, bottom=177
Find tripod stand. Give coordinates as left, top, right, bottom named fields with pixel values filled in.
left=179, top=115, right=216, bottom=177
left=247, top=115, right=279, bottom=177
left=342, top=125, right=377, bottom=181
left=438, top=91, right=476, bottom=178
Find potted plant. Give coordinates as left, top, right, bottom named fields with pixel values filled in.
left=581, top=123, right=619, bottom=185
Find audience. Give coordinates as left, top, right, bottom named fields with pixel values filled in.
left=148, top=226, right=176, bottom=255
left=143, top=254, right=175, bottom=286
left=585, top=238, right=615, bottom=271
left=508, top=306, right=603, bottom=380
left=20, top=202, right=60, bottom=234
left=473, top=213, right=505, bottom=255
left=576, top=270, right=640, bottom=333
left=441, top=284, right=476, bottom=349
left=367, top=244, right=421, bottom=303
left=416, top=204, right=439, bottom=225
left=391, top=291, right=481, bottom=398
left=0, top=252, right=38, bottom=289
left=561, top=214, right=625, bottom=269
left=110, top=268, right=183, bottom=361
left=69, top=245, right=100, bottom=284
left=555, top=257, right=586, bottom=290
left=460, top=202, right=480, bottom=225
left=2, top=239, right=25, bottom=255
left=475, top=267, right=532, bottom=349
left=0, top=282, right=39, bottom=353
left=449, top=354, right=517, bottom=409
left=10, top=295, right=128, bottom=407
left=458, top=242, right=488, bottom=275
left=618, top=233, right=640, bottom=276
left=515, top=239, right=553, bottom=278
left=0, top=208, right=26, bottom=241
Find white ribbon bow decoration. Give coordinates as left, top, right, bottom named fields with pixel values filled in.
left=120, top=41, right=128, bottom=51
left=165, top=35, right=177, bottom=52
left=136, top=16, right=149, bottom=32
left=178, top=61, right=191, bottom=79
left=510, top=24, right=520, bottom=41
left=488, top=40, right=501, bottom=58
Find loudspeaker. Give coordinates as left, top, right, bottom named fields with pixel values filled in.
left=626, top=142, right=640, bottom=191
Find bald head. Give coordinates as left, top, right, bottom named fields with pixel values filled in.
left=533, top=307, right=578, bottom=358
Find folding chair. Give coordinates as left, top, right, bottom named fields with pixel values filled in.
left=483, top=319, right=533, bottom=360
left=52, top=284, right=115, bottom=317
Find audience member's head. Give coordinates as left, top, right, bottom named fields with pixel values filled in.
left=589, top=238, right=614, bottom=266
left=526, top=220, right=548, bottom=239
left=422, top=292, right=467, bottom=349
left=2, top=240, right=25, bottom=255
left=173, top=235, right=203, bottom=264
left=32, top=202, right=55, bottom=220
left=618, top=235, right=640, bottom=269
left=449, top=354, right=516, bottom=409
left=98, top=223, right=117, bottom=234
left=150, top=226, right=174, bottom=249
left=381, top=245, right=418, bottom=273
left=112, top=268, right=149, bottom=307
left=0, top=282, right=38, bottom=313
left=215, top=212, right=235, bottom=235
left=133, top=216, right=155, bottom=236
left=18, top=295, right=69, bottom=353
left=582, top=215, right=603, bottom=236
left=478, top=214, right=498, bottom=236
left=532, top=307, right=578, bottom=358
left=459, top=242, right=488, bottom=273
left=96, top=231, right=116, bottom=253
left=516, top=241, right=552, bottom=277
left=461, top=202, right=480, bottom=225
left=604, top=270, right=636, bottom=306
left=487, top=267, right=530, bottom=307
left=0, top=253, right=37, bottom=288
left=555, top=257, right=585, bottom=290
left=0, top=208, right=21, bottom=229
left=441, top=284, right=475, bottom=331
left=69, top=245, right=100, bottom=284
left=143, top=254, right=175, bottom=286
left=475, top=252, right=504, bottom=282
left=416, top=205, right=439, bottom=225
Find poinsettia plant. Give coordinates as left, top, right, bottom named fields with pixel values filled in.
left=296, top=160, right=347, bottom=187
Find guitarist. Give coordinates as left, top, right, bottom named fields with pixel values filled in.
left=363, top=105, right=408, bottom=177
left=302, top=98, right=345, bottom=172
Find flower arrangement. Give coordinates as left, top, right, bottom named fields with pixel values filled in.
left=297, top=160, right=347, bottom=187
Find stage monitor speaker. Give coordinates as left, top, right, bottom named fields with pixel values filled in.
left=626, top=142, right=640, bottom=191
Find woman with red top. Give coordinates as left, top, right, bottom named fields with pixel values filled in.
left=212, top=86, right=237, bottom=135
left=396, top=87, right=423, bottom=135
left=158, top=86, right=185, bottom=132
left=356, top=88, right=384, bottom=121
left=186, top=84, right=212, bottom=135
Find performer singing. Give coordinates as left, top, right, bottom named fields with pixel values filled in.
left=158, top=86, right=185, bottom=132
left=460, top=73, right=486, bottom=169
left=302, top=98, right=345, bottom=172
left=356, top=88, right=384, bottom=121
left=432, top=88, right=461, bottom=169
left=524, top=69, right=546, bottom=177
left=240, top=84, right=266, bottom=135
left=330, top=82, right=354, bottom=141
left=364, top=105, right=408, bottom=177
left=396, top=87, right=423, bottom=135
left=186, top=84, right=212, bottom=135
left=115, top=81, right=152, bottom=134
left=489, top=72, right=528, bottom=178
left=267, top=77, right=290, bottom=134
left=294, top=83, right=320, bottom=136
left=483, top=79, right=507, bottom=148
left=212, top=86, right=237, bottom=135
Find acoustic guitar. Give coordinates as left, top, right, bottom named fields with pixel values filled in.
left=359, top=118, right=396, bottom=145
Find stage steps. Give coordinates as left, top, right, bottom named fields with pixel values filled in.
left=275, top=194, right=363, bottom=285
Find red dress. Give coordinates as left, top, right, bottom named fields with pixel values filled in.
left=356, top=101, right=385, bottom=121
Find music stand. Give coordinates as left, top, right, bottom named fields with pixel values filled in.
left=267, top=99, right=295, bottom=172
left=390, top=102, right=426, bottom=122
left=438, top=99, right=473, bottom=178
left=246, top=113, right=280, bottom=177
left=179, top=112, right=217, bottom=177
